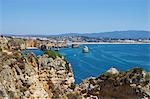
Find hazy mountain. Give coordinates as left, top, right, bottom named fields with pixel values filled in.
left=57, top=30, right=150, bottom=39
left=2, top=30, right=150, bottom=39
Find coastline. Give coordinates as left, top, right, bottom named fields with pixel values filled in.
left=68, top=42, right=150, bottom=45
left=1, top=37, right=150, bottom=98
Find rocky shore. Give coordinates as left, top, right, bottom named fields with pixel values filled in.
left=0, top=49, right=150, bottom=98
left=75, top=68, right=150, bottom=99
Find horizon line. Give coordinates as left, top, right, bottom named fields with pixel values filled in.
left=1, top=30, right=150, bottom=36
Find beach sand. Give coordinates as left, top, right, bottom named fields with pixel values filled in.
left=68, top=42, right=150, bottom=45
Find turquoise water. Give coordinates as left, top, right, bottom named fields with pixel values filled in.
left=23, top=44, right=150, bottom=84
left=60, top=44, right=150, bottom=84
left=22, top=49, right=44, bottom=56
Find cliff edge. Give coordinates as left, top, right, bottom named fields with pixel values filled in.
left=0, top=51, right=74, bottom=98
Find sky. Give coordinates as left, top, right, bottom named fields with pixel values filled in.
left=0, top=0, right=149, bottom=35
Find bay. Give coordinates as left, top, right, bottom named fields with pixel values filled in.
left=23, top=44, right=150, bottom=84
left=60, top=44, right=150, bottom=84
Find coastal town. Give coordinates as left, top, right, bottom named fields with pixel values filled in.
left=1, top=35, right=150, bottom=53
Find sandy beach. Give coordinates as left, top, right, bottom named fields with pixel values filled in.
left=68, top=42, right=150, bottom=45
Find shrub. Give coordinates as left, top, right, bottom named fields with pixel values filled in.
left=67, top=92, right=82, bottom=99
left=128, top=67, right=143, bottom=73
left=0, top=47, right=2, bottom=52
left=69, top=83, right=76, bottom=90
left=44, top=50, right=62, bottom=59
left=118, top=72, right=126, bottom=77
left=145, top=73, right=150, bottom=81
left=102, top=72, right=119, bottom=78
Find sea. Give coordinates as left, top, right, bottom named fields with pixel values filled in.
left=23, top=44, right=150, bottom=84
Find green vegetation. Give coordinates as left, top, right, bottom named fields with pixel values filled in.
left=0, top=47, right=2, bottom=52
left=69, top=83, right=76, bottom=90
left=118, top=72, right=126, bottom=77
left=128, top=67, right=143, bottom=73
left=67, top=92, right=82, bottom=99
left=145, top=73, right=150, bottom=81
left=102, top=72, right=119, bottom=78
left=7, top=91, right=15, bottom=98
left=99, top=68, right=144, bottom=80
left=44, top=50, right=62, bottom=59
left=100, top=71, right=126, bottom=79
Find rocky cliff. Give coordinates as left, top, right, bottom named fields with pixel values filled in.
left=0, top=51, right=74, bottom=98
left=74, top=68, right=150, bottom=99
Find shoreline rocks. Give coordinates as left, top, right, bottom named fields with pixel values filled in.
left=76, top=68, right=150, bottom=99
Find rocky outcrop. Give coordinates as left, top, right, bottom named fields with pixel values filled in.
left=0, top=51, right=74, bottom=98
left=76, top=68, right=150, bottom=99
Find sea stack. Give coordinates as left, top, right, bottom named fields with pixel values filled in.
left=82, top=46, right=89, bottom=53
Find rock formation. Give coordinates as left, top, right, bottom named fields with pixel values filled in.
left=0, top=51, right=74, bottom=98
left=75, top=68, right=150, bottom=99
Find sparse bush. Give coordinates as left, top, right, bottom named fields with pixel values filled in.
left=118, top=72, right=126, bottom=77
left=69, top=83, right=76, bottom=90
left=7, top=91, right=15, bottom=98
left=67, top=92, right=82, bottom=99
left=0, top=47, right=2, bottom=52
left=102, top=72, right=118, bottom=78
left=145, top=73, right=150, bottom=81
left=128, top=68, right=143, bottom=73
left=44, top=50, right=62, bottom=59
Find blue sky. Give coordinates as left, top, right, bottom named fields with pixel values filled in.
left=0, top=0, right=149, bottom=35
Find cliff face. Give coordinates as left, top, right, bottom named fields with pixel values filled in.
left=0, top=51, right=74, bottom=98
left=76, top=68, right=150, bottom=99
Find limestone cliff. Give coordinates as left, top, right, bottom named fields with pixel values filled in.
left=74, top=68, right=150, bottom=99
left=0, top=51, right=74, bottom=98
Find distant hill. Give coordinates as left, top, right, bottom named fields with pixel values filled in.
left=56, top=30, right=150, bottom=39
left=3, top=30, right=150, bottom=39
